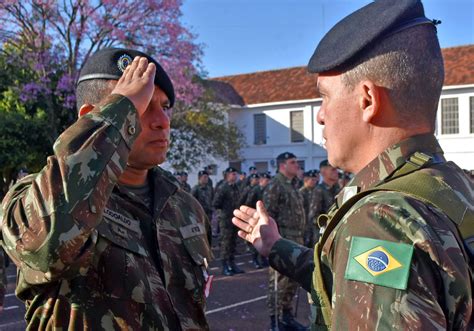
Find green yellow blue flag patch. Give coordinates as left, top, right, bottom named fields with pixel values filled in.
left=344, top=237, right=414, bottom=290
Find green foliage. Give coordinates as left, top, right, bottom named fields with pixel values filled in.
left=169, top=88, right=246, bottom=171
left=0, top=88, right=51, bottom=196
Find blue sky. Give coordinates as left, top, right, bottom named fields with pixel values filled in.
left=181, top=0, right=474, bottom=78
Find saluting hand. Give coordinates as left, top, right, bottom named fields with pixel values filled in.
left=111, top=56, right=156, bottom=116
left=232, top=201, right=281, bottom=257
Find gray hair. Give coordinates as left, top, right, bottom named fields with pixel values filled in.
left=340, top=25, right=444, bottom=128
left=75, top=79, right=115, bottom=111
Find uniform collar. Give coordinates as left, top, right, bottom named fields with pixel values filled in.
left=276, top=172, right=295, bottom=185
left=340, top=133, right=444, bottom=201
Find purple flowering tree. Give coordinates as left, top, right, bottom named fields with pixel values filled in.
left=0, top=0, right=208, bottom=195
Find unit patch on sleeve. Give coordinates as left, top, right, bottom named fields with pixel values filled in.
left=344, top=236, right=414, bottom=290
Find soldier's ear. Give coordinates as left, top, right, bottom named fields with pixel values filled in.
left=358, top=80, right=381, bottom=123
left=78, top=104, right=95, bottom=117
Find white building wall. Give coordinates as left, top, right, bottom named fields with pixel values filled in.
left=169, top=84, right=474, bottom=187
left=436, top=86, right=474, bottom=170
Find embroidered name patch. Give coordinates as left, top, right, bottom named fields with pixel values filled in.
left=103, top=208, right=140, bottom=234
left=180, top=223, right=206, bottom=239
left=344, top=237, right=413, bottom=290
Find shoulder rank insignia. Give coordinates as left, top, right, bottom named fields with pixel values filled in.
left=344, top=236, right=414, bottom=290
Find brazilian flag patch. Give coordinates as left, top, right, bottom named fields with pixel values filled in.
left=344, top=237, right=414, bottom=290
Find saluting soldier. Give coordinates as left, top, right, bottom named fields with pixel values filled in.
left=233, top=1, right=473, bottom=329
left=1, top=49, right=212, bottom=330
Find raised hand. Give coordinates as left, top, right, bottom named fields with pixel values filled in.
left=111, top=56, right=156, bottom=116
left=232, top=201, right=281, bottom=257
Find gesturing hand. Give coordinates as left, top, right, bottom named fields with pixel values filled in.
left=232, top=201, right=281, bottom=257
left=111, top=56, right=156, bottom=116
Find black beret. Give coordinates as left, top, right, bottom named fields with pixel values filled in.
left=225, top=167, right=238, bottom=174
left=249, top=174, right=259, bottom=180
left=308, top=0, right=437, bottom=73
left=198, top=170, right=209, bottom=177
left=239, top=171, right=247, bottom=175
left=319, top=159, right=332, bottom=168
left=304, top=170, right=319, bottom=178
left=276, top=152, right=297, bottom=162
left=260, top=173, right=272, bottom=179
left=78, top=48, right=175, bottom=107
left=181, top=171, right=188, bottom=176
left=249, top=166, right=257, bottom=171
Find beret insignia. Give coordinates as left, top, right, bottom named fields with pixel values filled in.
left=117, top=54, right=133, bottom=72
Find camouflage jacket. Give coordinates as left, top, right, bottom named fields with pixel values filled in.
left=212, top=181, right=240, bottom=218
left=239, top=184, right=258, bottom=206
left=180, top=182, right=192, bottom=193
left=263, top=173, right=306, bottom=241
left=299, top=186, right=314, bottom=223
left=191, top=184, right=213, bottom=215
left=268, top=134, right=473, bottom=330
left=316, top=182, right=340, bottom=214
left=0, top=95, right=212, bottom=330
left=245, top=185, right=266, bottom=209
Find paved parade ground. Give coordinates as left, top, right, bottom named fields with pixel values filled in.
left=1, top=242, right=310, bottom=330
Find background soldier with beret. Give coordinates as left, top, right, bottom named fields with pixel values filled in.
left=1, top=48, right=212, bottom=329
left=192, top=170, right=214, bottom=245
left=263, top=152, right=307, bottom=331
left=299, top=170, right=321, bottom=248
left=316, top=160, right=340, bottom=215
left=177, top=171, right=192, bottom=193
left=213, top=167, right=244, bottom=276
left=233, top=0, right=473, bottom=329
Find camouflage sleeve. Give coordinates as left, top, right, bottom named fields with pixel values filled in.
left=191, top=186, right=199, bottom=200
left=308, top=187, right=323, bottom=224
left=268, top=238, right=314, bottom=292
left=212, top=185, right=224, bottom=210
left=1, top=95, right=140, bottom=284
left=327, top=191, right=472, bottom=330
left=244, top=187, right=258, bottom=208
left=238, top=186, right=250, bottom=206
left=263, top=181, right=281, bottom=220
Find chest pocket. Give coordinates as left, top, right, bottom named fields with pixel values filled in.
left=93, top=210, right=155, bottom=303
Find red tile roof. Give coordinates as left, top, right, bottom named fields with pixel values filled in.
left=212, top=45, right=474, bottom=106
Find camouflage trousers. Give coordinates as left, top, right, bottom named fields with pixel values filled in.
left=267, top=267, right=299, bottom=316
left=219, top=216, right=238, bottom=261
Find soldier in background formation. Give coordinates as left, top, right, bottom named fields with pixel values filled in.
left=316, top=159, right=341, bottom=214
left=1, top=49, right=212, bottom=329
left=192, top=170, right=214, bottom=245
left=299, top=170, right=320, bottom=248
left=213, top=167, right=245, bottom=276
left=176, top=171, right=192, bottom=192
left=233, top=0, right=473, bottom=329
left=263, top=152, right=307, bottom=331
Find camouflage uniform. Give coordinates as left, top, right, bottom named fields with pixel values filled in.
left=268, top=134, right=473, bottom=330
left=181, top=182, right=192, bottom=193
left=301, top=186, right=322, bottom=247
left=213, top=181, right=240, bottom=263
left=191, top=183, right=213, bottom=243
left=0, top=95, right=212, bottom=330
left=263, top=173, right=306, bottom=316
left=316, top=182, right=340, bottom=214
left=245, top=185, right=266, bottom=209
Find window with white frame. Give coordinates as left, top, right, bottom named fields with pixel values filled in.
left=254, top=113, right=266, bottom=145
left=470, top=96, right=474, bottom=134
left=254, top=161, right=268, bottom=173
left=290, top=111, right=304, bottom=142
left=441, top=98, right=459, bottom=134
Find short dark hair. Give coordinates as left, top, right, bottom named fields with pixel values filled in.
left=75, top=79, right=115, bottom=111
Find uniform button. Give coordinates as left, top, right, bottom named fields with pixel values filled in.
left=127, top=125, right=136, bottom=135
